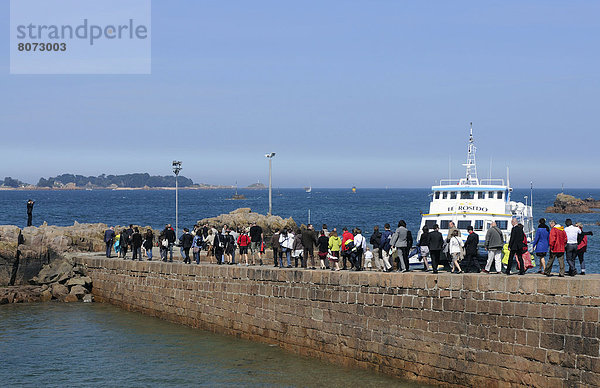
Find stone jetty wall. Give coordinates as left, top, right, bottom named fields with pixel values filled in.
left=75, top=256, right=600, bottom=387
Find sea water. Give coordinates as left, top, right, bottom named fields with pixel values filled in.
left=0, top=302, right=417, bottom=387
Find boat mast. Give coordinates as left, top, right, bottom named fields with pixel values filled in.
left=462, top=122, right=478, bottom=185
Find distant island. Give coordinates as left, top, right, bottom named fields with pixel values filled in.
left=0, top=174, right=234, bottom=190
left=246, top=182, right=266, bottom=189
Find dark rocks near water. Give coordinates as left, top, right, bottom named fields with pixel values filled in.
left=546, top=193, right=600, bottom=214
left=0, top=257, right=93, bottom=304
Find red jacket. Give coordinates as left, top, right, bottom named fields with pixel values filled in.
left=578, top=235, right=588, bottom=252
left=341, top=231, right=354, bottom=251
left=237, top=234, right=250, bottom=247
left=549, top=226, right=567, bottom=253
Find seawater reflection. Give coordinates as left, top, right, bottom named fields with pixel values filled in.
left=0, top=303, right=422, bottom=387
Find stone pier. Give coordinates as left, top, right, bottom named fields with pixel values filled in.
left=74, top=254, right=600, bottom=387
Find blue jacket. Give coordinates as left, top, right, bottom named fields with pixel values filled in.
left=380, top=230, right=393, bottom=251
left=533, top=227, right=549, bottom=253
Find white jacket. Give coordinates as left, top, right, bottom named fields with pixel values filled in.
left=354, top=234, right=366, bottom=250
left=279, top=232, right=294, bottom=249
left=449, top=236, right=464, bottom=254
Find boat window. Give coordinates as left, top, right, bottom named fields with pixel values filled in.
left=461, top=191, right=474, bottom=200
left=497, top=191, right=504, bottom=199
left=488, top=192, right=494, bottom=199
left=474, top=220, right=484, bottom=231
left=442, top=191, right=448, bottom=199
left=434, top=191, right=440, bottom=199
left=425, top=220, right=437, bottom=229
left=457, top=220, right=471, bottom=230
left=440, top=220, right=450, bottom=229
left=450, top=192, right=457, bottom=199
left=478, top=191, right=485, bottom=199
left=495, top=220, right=508, bottom=230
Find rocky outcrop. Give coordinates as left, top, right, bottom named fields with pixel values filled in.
left=198, top=208, right=297, bottom=236
left=545, top=193, right=600, bottom=214
left=0, top=257, right=93, bottom=304
left=0, top=222, right=157, bottom=286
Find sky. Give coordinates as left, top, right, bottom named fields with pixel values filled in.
left=1, top=1, right=599, bottom=188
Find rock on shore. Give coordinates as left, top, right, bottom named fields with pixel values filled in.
left=198, top=208, right=297, bottom=236
left=545, top=193, right=600, bottom=214
left=0, top=222, right=156, bottom=286
left=1, top=257, right=93, bottom=304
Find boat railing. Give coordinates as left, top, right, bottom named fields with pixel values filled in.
left=479, top=178, right=506, bottom=185
left=438, top=179, right=462, bottom=185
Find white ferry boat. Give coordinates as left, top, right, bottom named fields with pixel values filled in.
left=411, top=124, right=533, bottom=267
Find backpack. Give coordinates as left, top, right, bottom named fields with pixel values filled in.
left=345, top=240, right=356, bottom=252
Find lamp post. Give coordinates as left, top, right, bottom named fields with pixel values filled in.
left=265, top=153, right=276, bottom=215
left=172, top=161, right=182, bottom=238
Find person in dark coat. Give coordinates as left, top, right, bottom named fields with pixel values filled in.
left=370, top=226, right=382, bottom=271
left=427, top=224, right=444, bottom=274
left=26, top=199, right=35, bottom=227
left=131, top=227, right=143, bottom=261
left=301, top=224, right=318, bottom=269
left=213, top=230, right=225, bottom=265
left=507, top=219, right=526, bottom=275
left=271, top=231, right=281, bottom=267
left=164, top=224, right=176, bottom=262
left=180, top=228, right=194, bottom=264
left=104, top=226, right=115, bottom=258
left=464, top=226, right=481, bottom=272
left=143, top=229, right=154, bottom=260
left=119, top=228, right=129, bottom=258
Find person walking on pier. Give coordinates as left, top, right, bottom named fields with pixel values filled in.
left=428, top=224, right=444, bottom=274
left=249, top=222, right=264, bottom=266
left=417, top=226, right=431, bottom=271
left=370, top=226, right=383, bottom=271
left=131, top=228, right=143, bottom=261
left=164, top=224, right=176, bottom=262
left=317, top=231, right=329, bottom=269
left=341, top=227, right=354, bottom=270
left=26, top=199, right=35, bottom=227
left=532, top=218, right=549, bottom=274
left=353, top=228, right=366, bottom=271
left=448, top=229, right=464, bottom=274
left=104, top=226, right=115, bottom=258
left=391, top=220, right=410, bottom=272
left=144, top=229, right=154, bottom=260
left=328, top=230, right=342, bottom=270
left=483, top=221, right=504, bottom=273
left=564, top=219, right=581, bottom=276
left=119, top=229, right=129, bottom=258
left=214, top=230, right=225, bottom=265
left=271, top=230, right=281, bottom=267
left=544, top=220, right=567, bottom=277
left=237, top=230, right=250, bottom=265
left=506, top=219, right=526, bottom=275
left=292, top=230, right=304, bottom=268
left=301, top=224, right=318, bottom=269
left=192, top=231, right=203, bottom=264
left=279, top=228, right=293, bottom=268
left=380, top=224, right=393, bottom=272
left=180, top=228, right=194, bottom=264
left=464, top=226, right=481, bottom=273
left=576, top=222, right=593, bottom=275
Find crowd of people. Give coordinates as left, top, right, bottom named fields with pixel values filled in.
left=102, top=218, right=592, bottom=276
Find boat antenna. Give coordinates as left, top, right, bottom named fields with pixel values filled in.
left=462, top=122, right=478, bottom=184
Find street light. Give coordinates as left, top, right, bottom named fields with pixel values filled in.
left=265, top=153, right=276, bottom=215
left=172, top=161, right=182, bottom=238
